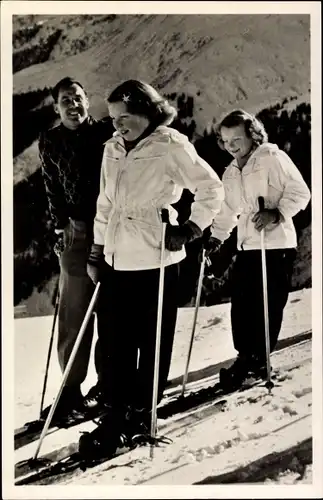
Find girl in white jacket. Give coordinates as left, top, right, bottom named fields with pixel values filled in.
left=208, top=109, right=311, bottom=390
left=79, top=80, right=224, bottom=460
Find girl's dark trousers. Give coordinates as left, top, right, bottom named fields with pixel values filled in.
left=96, top=261, right=180, bottom=412
left=230, top=248, right=296, bottom=362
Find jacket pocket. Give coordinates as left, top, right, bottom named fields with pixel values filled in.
left=125, top=217, right=162, bottom=251
left=243, top=162, right=268, bottom=200
left=132, top=154, right=166, bottom=161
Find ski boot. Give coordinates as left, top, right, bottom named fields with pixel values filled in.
left=78, top=405, right=128, bottom=462
left=124, top=407, right=172, bottom=448
left=248, top=355, right=272, bottom=381
left=40, top=386, right=86, bottom=426
left=219, top=354, right=251, bottom=392
left=123, top=407, right=151, bottom=447
left=83, top=383, right=104, bottom=412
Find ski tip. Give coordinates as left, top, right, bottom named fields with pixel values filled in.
left=16, top=457, right=51, bottom=470
left=16, top=459, right=32, bottom=469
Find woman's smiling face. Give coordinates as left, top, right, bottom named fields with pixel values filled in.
left=220, top=124, right=254, bottom=163
left=107, top=101, right=150, bottom=142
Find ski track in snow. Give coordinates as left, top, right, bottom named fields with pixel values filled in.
left=13, top=288, right=314, bottom=486
left=37, top=343, right=312, bottom=486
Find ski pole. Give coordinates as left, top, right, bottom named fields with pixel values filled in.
left=258, top=197, right=274, bottom=393
left=32, top=282, right=101, bottom=461
left=180, top=248, right=207, bottom=397
left=150, top=208, right=169, bottom=460
left=39, top=279, right=60, bottom=419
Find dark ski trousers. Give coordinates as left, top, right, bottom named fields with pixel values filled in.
left=58, top=219, right=102, bottom=389
left=230, top=248, right=296, bottom=361
left=96, top=261, right=180, bottom=411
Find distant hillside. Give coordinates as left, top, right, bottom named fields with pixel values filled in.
left=13, top=14, right=310, bottom=126
left=12, top=14, right=310, bottom=181
left=11, top=14, right=311, bottom=316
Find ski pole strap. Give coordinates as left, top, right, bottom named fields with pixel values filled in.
left=161, top=208, right=170, bottom=224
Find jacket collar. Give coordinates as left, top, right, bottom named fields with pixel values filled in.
left=112, top=125, right=167, bottom=153
left=229, top=142, right=278, bottom=170
left=57, top=116, right=95, bottom=136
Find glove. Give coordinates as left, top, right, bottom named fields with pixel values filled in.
left=54, top=231, right=65, bottom=258
left=252, top=208, right=281, bottom=232
left=87, top=244, right=104, bottom=284
left=165, top=220, right=203, bottom=252
left=203, top=236, right=222, bottom=257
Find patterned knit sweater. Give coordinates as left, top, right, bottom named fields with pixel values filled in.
left=39, top=116, right=112, bottom=230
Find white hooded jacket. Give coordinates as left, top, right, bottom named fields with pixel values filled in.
left=94, top=126, right=224, bottom=270
left=211, top=143, right=310, bottom=250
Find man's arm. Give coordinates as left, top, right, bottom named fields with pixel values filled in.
left=39, top=131, right=69, bottom=230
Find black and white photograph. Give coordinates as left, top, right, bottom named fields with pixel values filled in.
left=1, top=1, right=322, bottom=497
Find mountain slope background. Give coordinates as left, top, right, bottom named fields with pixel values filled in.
left=13, top=14, right=310, bottom=128
left=12, top=14, right=312, bottom=316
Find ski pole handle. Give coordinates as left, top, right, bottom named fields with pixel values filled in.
left=258, top=196, right=265, bottom=211
left=206, top=256, right=212, bottom=267
left=161, top=208, right=170, bottom=224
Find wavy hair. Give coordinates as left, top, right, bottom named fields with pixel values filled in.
left=106, top=80, right=177, bottom=128
left=215, top=109, right=268, bottom=150
left=51, top=77, right=86, bottom=103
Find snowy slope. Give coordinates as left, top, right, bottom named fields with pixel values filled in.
left=14, top=288, right=312, bottom=429
left=11, top=287, right=321, bottom=492
left=44, top=342, right=312, bottom=486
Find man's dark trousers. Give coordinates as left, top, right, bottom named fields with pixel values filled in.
left=58, top=219, right=102, bottom=388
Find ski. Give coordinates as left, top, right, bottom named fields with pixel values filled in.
left=13, top=376, right=264, bottom=484
left=15, top=440, right=139, bottom=485
left=15, top=343, right=311, bottom=485
left=15, top=329, right=311, bottom=451
left=14, top=333, right=311, bottom=485
left=15, top=405, right=107, bottom=450
left=15, top=432, right=172, bottom=485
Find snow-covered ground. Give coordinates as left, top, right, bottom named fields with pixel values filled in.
left=50, top=341, right=312, bottom=486
left=9, top=287, right=323, bottom=496
left=14, top=288, right=312, bottom=429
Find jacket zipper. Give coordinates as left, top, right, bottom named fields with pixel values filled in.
left=111, top=152, right=128, bottom=267
left=240, top=170, right=249, bottom=249
left=110, top=140, right=151, bottom=266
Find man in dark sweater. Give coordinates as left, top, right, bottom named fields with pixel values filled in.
left=39, top=77, right=113, bottom=422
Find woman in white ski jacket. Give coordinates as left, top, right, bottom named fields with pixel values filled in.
left=208, top=109, right=310, bottom=390
left=79, top=80, right=224, bottom=460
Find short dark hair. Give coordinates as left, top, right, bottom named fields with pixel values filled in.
left=106, top=80, right=177, bottom=128
left=215, top=109, right=268, bottom=149
left=51, top=77, right=86, bottom=103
